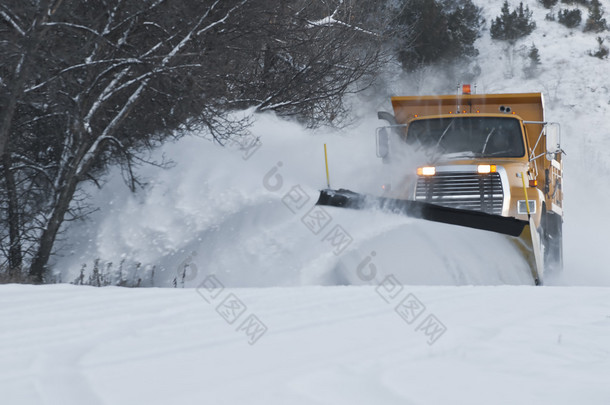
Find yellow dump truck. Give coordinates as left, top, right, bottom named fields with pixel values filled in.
left=317, top=87, right=564, bottom=284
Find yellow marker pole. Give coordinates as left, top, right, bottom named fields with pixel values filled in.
left=521, top=172, right=530, bottom=217
left=324, top=144, right=331, bottom=189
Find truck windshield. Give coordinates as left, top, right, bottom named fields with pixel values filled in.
left=406, top=117, right=525, bottom=158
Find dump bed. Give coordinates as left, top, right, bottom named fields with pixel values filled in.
left=391, top=93, right=544, bottom=123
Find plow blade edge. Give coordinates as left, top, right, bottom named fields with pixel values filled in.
left=317, top=189, right=528, bottom=237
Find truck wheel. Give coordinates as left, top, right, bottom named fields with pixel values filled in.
left=542, top=207, right=563, bottom=276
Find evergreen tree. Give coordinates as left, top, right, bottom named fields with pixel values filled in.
left=516, top=3, right=538, bottom=35
left=491, top=1, right=536, bottom=43
left=395, top=0, right=448, bottom=70
left=558, top=8, right=582, bottom=28
left=529, top=43, right=541, bottom=65
left=491, top=1, right=515, bottom=40
left=584, top=0, right=607, bottom=32
left=391, top=0, right=484, bottom=71
left=524, top=43, right=541, bottom=78
left=445, top=0, right=485, bottom=61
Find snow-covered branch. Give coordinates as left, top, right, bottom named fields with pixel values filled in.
left=42, top=22, right=105, bottom=39
left=24, top=58, right=144, bottom=93
left=196, top=0, right=248, bottom=36
left=0, top=9, right=25, bottom=36
left=83, top=67, right=132, bottom=134
left=75, top=135, right=126, bottom=178
left=307, top=15, right=379, bottom=37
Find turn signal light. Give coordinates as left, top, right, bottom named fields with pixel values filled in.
left=529, top=179, right=538, bottom=187
left=417, top=166, right=436, bottom=176
left=477, top=164, right=497, bottom=174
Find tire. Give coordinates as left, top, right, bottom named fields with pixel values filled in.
left=542, top=206, right=563, bottom=276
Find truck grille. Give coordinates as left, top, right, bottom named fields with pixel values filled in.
left=415, top=171, right=504, bottom=215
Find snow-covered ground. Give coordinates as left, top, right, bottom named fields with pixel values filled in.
left=4, top=0, right=610, bottom=403
left=2, top=284, right=609, bottom=405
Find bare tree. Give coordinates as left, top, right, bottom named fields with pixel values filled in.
left=0, top=0, right=387, bottom=282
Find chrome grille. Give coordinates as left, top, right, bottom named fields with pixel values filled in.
left=415, top=171, right=503, bottom=215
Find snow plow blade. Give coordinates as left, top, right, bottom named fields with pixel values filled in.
left=317, top=188, right=543, bottom=284
left=316, top=189, right=528, bottom=237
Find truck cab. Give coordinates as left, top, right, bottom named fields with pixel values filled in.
left=376, top=89, right=564, bottom=273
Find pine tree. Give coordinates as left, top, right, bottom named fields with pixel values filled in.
left=392, top=0, right=484, bottom=71
left=584, top=0, right=607, bottom=32
left=524, top=43, right=541, bottom=78
left=516, top=3, right=537, bottom=35
left=491, top=1, right=515, bottom=40
left=558, top=8, right=582, bottom=28
left=491, top=1, right=536, bottom=42
left=529, top=43, right=541, bottom=65
left=445, top=0, right=485, bottom=60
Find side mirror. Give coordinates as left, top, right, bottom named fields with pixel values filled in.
left=545, top=123, right=561, bottom=160
left=376, top=127, right=389, bottom=158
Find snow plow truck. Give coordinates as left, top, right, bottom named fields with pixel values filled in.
left=317, top=86, right=564, bottom=285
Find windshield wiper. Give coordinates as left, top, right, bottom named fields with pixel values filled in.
left=435, top=119, right=455, bottom=149
left=429, top=119, right=456, bottom=163
left=481, top=128, right=496, bottom=154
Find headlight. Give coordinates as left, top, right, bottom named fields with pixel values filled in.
left=417, top=166, right=436, bottom=176
left=477, top=164, right=497, bottom=174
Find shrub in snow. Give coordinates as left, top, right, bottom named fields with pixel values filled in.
left=584, top=0, right=608, bottom=32
left=558, top=8, right=583, bottom=28
left=0, top=268, right=35, bottom=284
left=491, top=1, right=537, bottom=43
left=561, top=0, right=590, bottom=6
left=540, top=0, right=559, bottom=8
left=523, top=43, right=542, bottom=78
left=589, top=36, right=609, bottom=58
left=71, top=259, right=153, bottom=287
